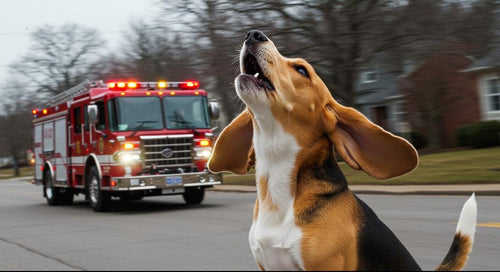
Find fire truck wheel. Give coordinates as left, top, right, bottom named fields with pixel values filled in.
left=182, top=187, right=205, bottom=205
left=87, top=166, right=111, bottom=212
left=44, top=170, right=61, bottom=206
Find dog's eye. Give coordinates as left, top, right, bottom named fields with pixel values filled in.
left=294, top=65, right=309, bottom=78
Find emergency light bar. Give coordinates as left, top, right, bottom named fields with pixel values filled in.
left=107, top=81, right=200, bottom=91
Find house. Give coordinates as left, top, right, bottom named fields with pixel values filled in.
left=355, top=47, right=490, bottom=148
left=400, top=53, right=480, bottom=147
left=354, top=57, right=410, bottom=136
left=461, top=46, right=500, bottom=122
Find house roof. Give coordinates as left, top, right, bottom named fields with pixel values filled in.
left=462, top=46, right=500, bottom=72
left=355, top=68, right=401, bottom=105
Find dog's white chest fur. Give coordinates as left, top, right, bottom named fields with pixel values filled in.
left=248, top=113, right=304, bottom=271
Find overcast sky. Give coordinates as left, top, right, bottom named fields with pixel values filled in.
left=0, top=0, right=156, bottom=85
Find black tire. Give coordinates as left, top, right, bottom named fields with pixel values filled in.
left=44, top=170, right=61, bottom=206
left=182, top=187, right=205, bottom=205
left=87, top=166, right=110, bottom=212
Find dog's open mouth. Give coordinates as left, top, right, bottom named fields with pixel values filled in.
left=242, top=52, right=275, bottom=91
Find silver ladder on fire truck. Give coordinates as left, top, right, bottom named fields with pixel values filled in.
left=47, top=80, right=97, bottom=107
left=32, top=78, right=222, bottom=212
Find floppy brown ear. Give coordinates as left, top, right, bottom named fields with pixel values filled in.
left=324, top=102, right=418, bottom=180
left=207, top=108, right=255, bottom=175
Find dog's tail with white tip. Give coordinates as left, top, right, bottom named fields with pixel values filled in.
left=435, top=193, right=477, bottom=271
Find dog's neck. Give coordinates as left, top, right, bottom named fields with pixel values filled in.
left=295, top=141, right=349, bottom=214
left=252, top=115, right=348, bottom=214
left=252, top=118, right=300, bottom=212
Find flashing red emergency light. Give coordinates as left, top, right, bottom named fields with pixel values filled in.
left=180, top=81, right=200, bottom=90
left=32, top=109, right=38, bottom=115
left=107, top=80, right=201, bottom=91
left=108, top=81, right=138, bottom=90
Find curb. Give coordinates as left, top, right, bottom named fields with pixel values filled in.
left=348, top=190, right=500, bottom=196
left=208, top=185, right=500, bottom=196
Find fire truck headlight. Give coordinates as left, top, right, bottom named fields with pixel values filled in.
left=194, top=147, right=212, bottom=159
left=114, top=151, right=141, bottom=164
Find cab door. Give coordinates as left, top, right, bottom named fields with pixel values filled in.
left=69, top=105, right=85, bottom=186
left=87, top=101, right=107, bottom=155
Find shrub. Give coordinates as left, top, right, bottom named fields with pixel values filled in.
left=410, top=131, right=428, bottom=149
left=397, top=131, right=428, bottom=149
left=471, top=120, right=500, bottom=148
left=455, top=124, right=475, bottom=147
left=455, top=120, right=500, bottom=148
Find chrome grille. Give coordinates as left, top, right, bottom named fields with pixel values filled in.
left=141, top=135, right=194, bottom=169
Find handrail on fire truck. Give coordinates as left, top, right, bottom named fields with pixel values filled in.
left=47, top=80, right=104, bottom=107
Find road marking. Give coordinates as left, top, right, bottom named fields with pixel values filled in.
left=477, top=222, right=500, bottom=228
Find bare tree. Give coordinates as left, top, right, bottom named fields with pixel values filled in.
left=151, top=0, right=499, bottom=126
left=234, top=0, right=499, bottom=106
left=91, top=20, right=200, bottom=82
left=158, top=0, right=253, bottom=122
left=226, top=0, right=405, bottom=107
left=9, top=23, right=105, bottom=95
left=0, top=80, right=36, bottom=175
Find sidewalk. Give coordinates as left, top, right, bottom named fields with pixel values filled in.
left=209, top=183, right=500, bottom=196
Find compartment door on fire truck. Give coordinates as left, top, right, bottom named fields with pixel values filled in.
left=42, top=121, right=54, bottom=154
left=34, top=124, right=43, bottom=181
left=54, top=118, right=68, bottom=182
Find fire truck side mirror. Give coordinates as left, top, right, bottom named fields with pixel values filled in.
left=208, top=101, right=220, bottom=120
left=87, top=105, right=98, bottom=124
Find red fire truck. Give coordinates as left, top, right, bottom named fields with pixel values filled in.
left=32, top=80, right=222, bottom=212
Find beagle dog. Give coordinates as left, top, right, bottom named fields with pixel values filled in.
left=208, top=30, right=477, bottom=271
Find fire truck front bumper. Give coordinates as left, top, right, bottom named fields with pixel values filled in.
left=105, top=172, right=222, bottom=193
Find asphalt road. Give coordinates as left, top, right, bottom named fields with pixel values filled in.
left=0, top=179, right=498, bottom=271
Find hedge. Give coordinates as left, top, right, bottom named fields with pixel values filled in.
left=455, top=120, right=500, bottom=148
left=397, top=131, right=428, bottom=149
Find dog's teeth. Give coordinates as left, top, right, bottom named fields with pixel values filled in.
left=254, top=73, right=259, bottom=78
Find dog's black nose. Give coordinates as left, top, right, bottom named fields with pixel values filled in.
left=245, top=30, right=268, bottom=45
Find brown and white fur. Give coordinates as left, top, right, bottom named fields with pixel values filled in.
left=208, top=30, right=477, bottom=271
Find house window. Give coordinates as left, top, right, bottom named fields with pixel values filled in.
left=393, top=101, right=410, bottom=133
left=361, top=70, right=377, bottom=83
left=486, top=78, right=500, bottom=111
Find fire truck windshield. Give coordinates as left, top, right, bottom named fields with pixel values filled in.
left=109, top=97, right=163, bottom=131
left=108, top=96, right=211, bottom=132
left=163, top=96, right=210, bottom=129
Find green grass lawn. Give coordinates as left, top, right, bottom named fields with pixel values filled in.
left=222, top=146, right=500, bottom=186
left=3, top=147, right=498, bottom=185
left=0, top=166, right=34, bottom=179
